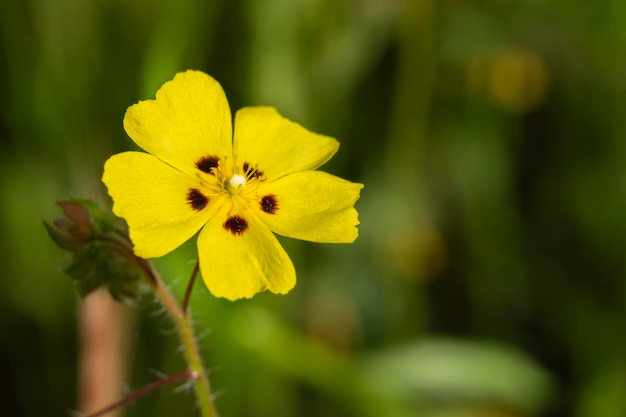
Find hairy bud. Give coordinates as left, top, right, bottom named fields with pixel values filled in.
left=45, top=199, right=152, bottom=302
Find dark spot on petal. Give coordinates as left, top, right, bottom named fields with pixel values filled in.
left=260, top=195, right=278, bottom=214
left=223, top=215, right=248, bottom=236
left=196, top=156, right=220, bottom=174
left=243, top=162, right=264, bottom=179
left=187, top=189, right=209, bottom=211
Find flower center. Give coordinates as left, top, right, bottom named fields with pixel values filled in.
left=194, top=156, right=266, bottom=207
left=227, top=174, right=246, bottom=194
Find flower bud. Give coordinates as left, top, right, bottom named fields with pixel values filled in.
left=45, top=199, right=151, bottom=302
left=45, top=200, right=98, bottom=251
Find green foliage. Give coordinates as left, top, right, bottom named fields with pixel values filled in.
left=45, top=200, right=150, bottom=301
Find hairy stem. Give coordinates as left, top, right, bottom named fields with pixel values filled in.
left=83, top=371, right=198, bottom=417
left=97, top=234, right=217, bottom=416
left=147, top=261, right=218, bottom=417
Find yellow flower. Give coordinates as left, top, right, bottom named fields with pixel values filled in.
left=102, top=70, right=363, bottom=300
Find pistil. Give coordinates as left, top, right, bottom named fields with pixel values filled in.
left=227, top=174, right=246, bottom=194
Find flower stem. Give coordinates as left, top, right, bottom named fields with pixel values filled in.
left=99, top=234, right=217, bottom=416
left=83, top=370, right=198, bottom=417
left=182, top=261, right=200, bottom=316
left=143, top=260, right=218, bottom=417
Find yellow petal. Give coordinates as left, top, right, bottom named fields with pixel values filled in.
left=256, top=171, right=363, bottom=243
left=123, top=70, right=232, bottom=176
left=102, top=152, right=221, bottom=258
left=197, top=204, right=295, bottom=300
left=233, top=107, right=338, bottom=180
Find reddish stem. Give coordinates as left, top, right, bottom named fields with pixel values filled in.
left=182, top=261, right=200, bottom=316
left=82, top=370, right=198, bottom=417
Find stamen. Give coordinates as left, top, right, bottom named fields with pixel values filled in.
left=243, top=162, right=264, bottom=180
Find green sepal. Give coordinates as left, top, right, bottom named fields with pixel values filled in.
left=45, top=199, right=152, bottom=303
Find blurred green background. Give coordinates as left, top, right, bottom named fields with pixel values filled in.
left=2, top=0, right=626, bottom=416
